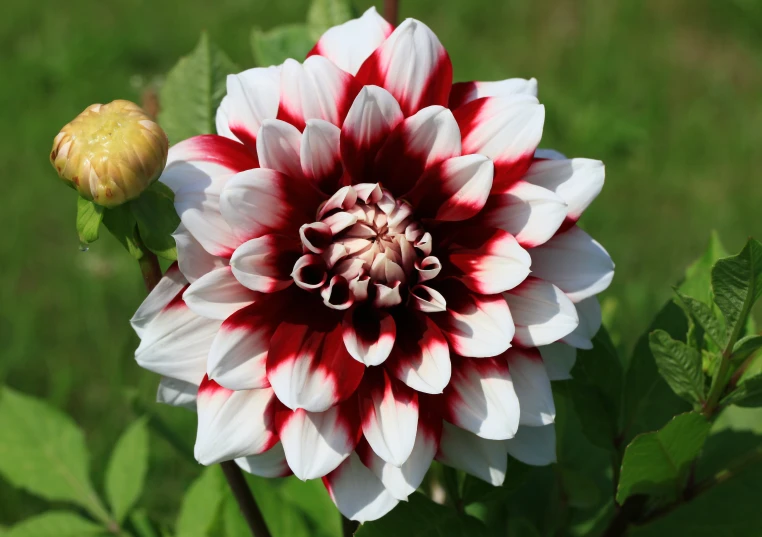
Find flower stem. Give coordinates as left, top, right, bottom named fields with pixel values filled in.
left=220, top=461, right=273, bottom=537
left=136, top=248, right=271, bottom=537
left=342, top=515, right=359, bottom=537
left=384, top=0, right=399, bottom=25
left=138, top=250, right=162, bottom=292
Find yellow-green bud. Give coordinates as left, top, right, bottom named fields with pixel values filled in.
left=51, top=100, right=169, bottom=208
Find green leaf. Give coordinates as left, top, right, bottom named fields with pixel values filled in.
left=678, top=231, right=728, bottom=304
left=130, top=508, right=160, bottom=537
left=105, top=417, right=149, bottom=524
left=0, top=388, right=110, bottom=523
left=176, top=467, right=225, bottom=537
left=721, top=374, right=762, bottom=407
left=711, top=238, right=762, bottom=345
left=306, top=0, right=354, bottom=39
left=159, top=33, right=237, bottom=144
left=731, top=335, right=762, bottom=365
left=103, top=204, right=143, bottom=259
left=629, top=451, right=762, bottom=537
left=622, top=300, right=693, bottom=443
left=567, top=327, right=623, bottom=450
left=649, top=329, right=706, bottom=404
left=356, top=493, right=487, bottom=537
left=673, top=290, right=726, bottom=348
left=75, top=197, right=104, bottom=244
left=223, top=495, right=249, bottom=537
left=616, top=412, right=710, bottom=504
left=247, top=476, right=338, bottom=537
left=130, top=185, right=180, bottom=260
left=5, top=511, right=104, bottom=537
left=251, top=25, right=315, bottom=67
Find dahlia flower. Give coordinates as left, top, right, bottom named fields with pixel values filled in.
left=132, top=8, right=613, bottom=522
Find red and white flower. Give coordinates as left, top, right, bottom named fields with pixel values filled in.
left=132, top=7, right=613, bottom=523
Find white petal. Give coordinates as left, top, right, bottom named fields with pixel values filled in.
left=562, top=296, right=602, bottom=349
left=324, top=453, right=399, bottom=522
left=301, top=119, right=343, bottom=192
left=359, top=371, right=419, bottom=466
left=134, top=286, right=221, bottom=385
left=222, top=66, right=281, bottom=147
left=504, top=278, right=579, bottom=347
left=130, top=264, right=187, bottom=339
left=529, top=226, right=615, bottom=303
left=276, top=404, right=358, bottom=480
left=356, top=19, right=451, bottom=116
left=278, top=56, right=359, bottom=129
left=267, top=322, right=364, bottom=412
left=156, top=377, right=198, bottom=411
left=450, top=78, right=538, bottom=108
left=456, top=95, right=544, bottom=174
left=479, top=180, right=567, bottom=248
left=195, top=381, right=276, bottom=465
left=310, top=7, right=393, bottom=75
left=173, top=224, right=227, bottom=283
left=434, top=281, right=515, bottom=358
left=538, top=343, right=577, bottom=381
left=161, top=136, right=257, bottom=257
left=357, top=417, right=439, bottom=500
left=230, top=234, right=299, bottom=293
left=407, top=154, right=494, bottom=222
left=183, top=266, right=258, bottom=320
left=524, top=158, right=605, bottom=223
left=236, top=442, right=290, bottom=478
left=256, top=119, right=303, bottom=179
left=387, top=311, right=451, bottom=394
left=340, top=85, right=403, bottom=181
left=445, top=228, right=531, bottom=295
left=207, top=299, right=286, bottom=391
left=505, top=349, right=555, bottom=426
left=437, top=422, right=508, bottom=486
left=444, top=357, right=520, bottom=440
left=342, top=307, right=396, bottom=366
left=505, top=424, right=557, bottom=466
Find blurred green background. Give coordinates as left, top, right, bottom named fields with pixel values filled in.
left=1, top=0, right=761, bottom=528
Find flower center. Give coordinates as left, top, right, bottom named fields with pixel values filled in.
left=292, top=183, right=441, bottom=310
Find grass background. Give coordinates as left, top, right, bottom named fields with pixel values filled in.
left=1, top=0, right=761, bottom=528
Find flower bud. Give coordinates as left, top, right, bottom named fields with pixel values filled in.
left=51, top=100, right=169, bottom=207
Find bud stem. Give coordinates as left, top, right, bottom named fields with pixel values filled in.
left=137, top=248, right=272, bottom=537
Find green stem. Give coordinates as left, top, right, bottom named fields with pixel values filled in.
left=703, top=325, right=745, bottom=416
left=136, top=248, right=271, bottom=537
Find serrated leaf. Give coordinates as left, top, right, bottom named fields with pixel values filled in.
left=251, top=25, right=315, bottom=67
left=130, top=186, right=180, bottom=260
left=616, top=412, right=710, bottom=504
left=5, top=511, right=104, bottom=537
left=732, top=335, right=762, bottom=365
left=355, top=493, right=487, bottom=537
left=721, top=374, right=762, bottom=407
left=76, top=197, right=104, bottom=244
left=567, top=327, right=623, bottom=450
left=306, top=0, right=354, bottom=39
left=649, top=329, right=706, bottom=404
left=711, top=238, right=762, bottom=344
left=105, top=417, right=149, bottom=524
left=0, top=388, right=110, bottom=523
left=622, top=300, right=692, bottom=443
left=673, top=290, right=726, bottom=348
left=103, top=204, right=143, bottom=259
left=679, top=231, right=727, bottom=304
left=176, top=467, right=225, bottom=537
left=159, top=33, right=237, bottom=144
